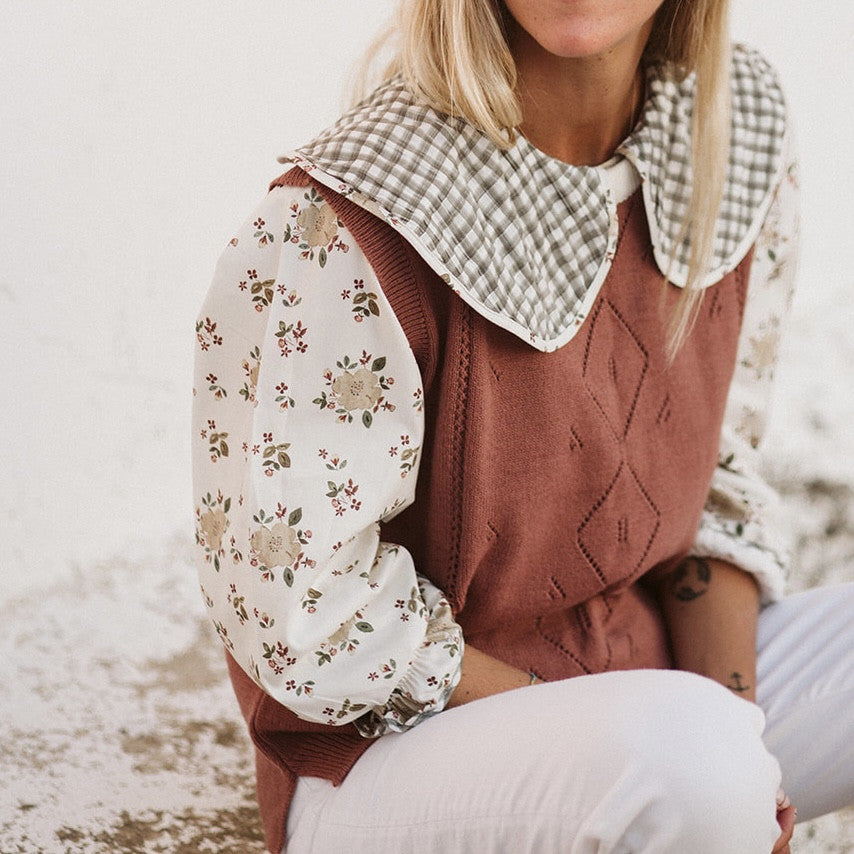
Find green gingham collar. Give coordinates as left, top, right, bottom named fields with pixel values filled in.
left=282, top=45, right=787, bottom=352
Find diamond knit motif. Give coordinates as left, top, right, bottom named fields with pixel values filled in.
left=577, top=462, right=661, bottom=586
left=582, top=299, right=649, bottom=440
left=578, top=297, right=660, bottom=585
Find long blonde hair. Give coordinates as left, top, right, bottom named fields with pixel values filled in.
left=357, top=0, right=732, bottom=356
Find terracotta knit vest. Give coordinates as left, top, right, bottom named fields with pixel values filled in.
left=227, top=167, right=752, bottom=852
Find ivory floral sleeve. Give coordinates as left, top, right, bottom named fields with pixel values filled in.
left=192, top=183, right=463, bottom=733
left=690, top=129, right=800, bottom=603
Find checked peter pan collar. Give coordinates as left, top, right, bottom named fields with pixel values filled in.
left=282, top=44, right=787, bottom=352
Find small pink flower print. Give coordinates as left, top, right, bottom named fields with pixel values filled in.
left=322, top=452, right=347, bottom=472
left=274, top=381, right=294, bottom=411
left=263, top=641, right=296, bottom=671
left=206, top=373, right=227, bottom=399
left=195, top=317, right=223, bottom=351
left=254, top=218, right=274, bottom=246
left=326, top=478, right=361, bottom=515
left=275, top=319, right=309, bottom=357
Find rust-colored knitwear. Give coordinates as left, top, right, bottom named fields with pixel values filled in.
left=227, top=168, right=752, bottom=852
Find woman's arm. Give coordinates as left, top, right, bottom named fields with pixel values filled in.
left=446, top=645, right=534, bottom=707
left=649, top=557, right=759, bottom=701
left=192, top=183, right=464, bottom=735
left=686, top=130, right=800, bottom=606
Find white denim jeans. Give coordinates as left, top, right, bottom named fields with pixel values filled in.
left=286, top=583, right=854, bottom=853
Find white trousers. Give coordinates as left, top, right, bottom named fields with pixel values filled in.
left=286, top=584, right=854, bottom=853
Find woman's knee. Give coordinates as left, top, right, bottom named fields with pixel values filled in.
left=624, top=671, right=782, bottom=852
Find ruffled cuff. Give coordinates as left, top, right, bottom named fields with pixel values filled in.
left=354, top=577, right=464, bottom=737
left=690, top=508, right=789, bottom=604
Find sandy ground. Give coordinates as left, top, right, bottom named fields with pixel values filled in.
left=1, top=3, right=852, bottom=852
left=1, top=471, right=853, bottom=853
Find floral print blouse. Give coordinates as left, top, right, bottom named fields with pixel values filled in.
left=192, top=62, right=799, bottom=734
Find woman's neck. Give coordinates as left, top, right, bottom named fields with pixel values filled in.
left=510, top=23, right=651, bottom=166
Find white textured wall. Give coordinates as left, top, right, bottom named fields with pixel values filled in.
left=1, top=1, right=852, bottom=602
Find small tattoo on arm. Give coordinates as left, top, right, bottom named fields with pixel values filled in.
left=668, top=557, right=712, bottom=601
left=727, top=672, right=751, bottom=693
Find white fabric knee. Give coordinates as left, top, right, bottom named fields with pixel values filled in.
left=569, top=671, right=781, bottom=854
left=757, top=582, right=854, bottom=820
left=288, top=670, right=782, bottom=854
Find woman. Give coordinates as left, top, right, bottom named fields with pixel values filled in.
left=192, top=1, right=854, bottom=851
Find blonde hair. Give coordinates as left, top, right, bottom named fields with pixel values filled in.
left=357, top=0, right=732, bottom=356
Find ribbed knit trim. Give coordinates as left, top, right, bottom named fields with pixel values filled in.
left=227, top=646, right=373, bottom=853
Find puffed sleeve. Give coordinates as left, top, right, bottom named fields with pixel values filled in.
left=192, top=182, right=463, bottom=735
left=689, top=130, right=800, bottom=603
